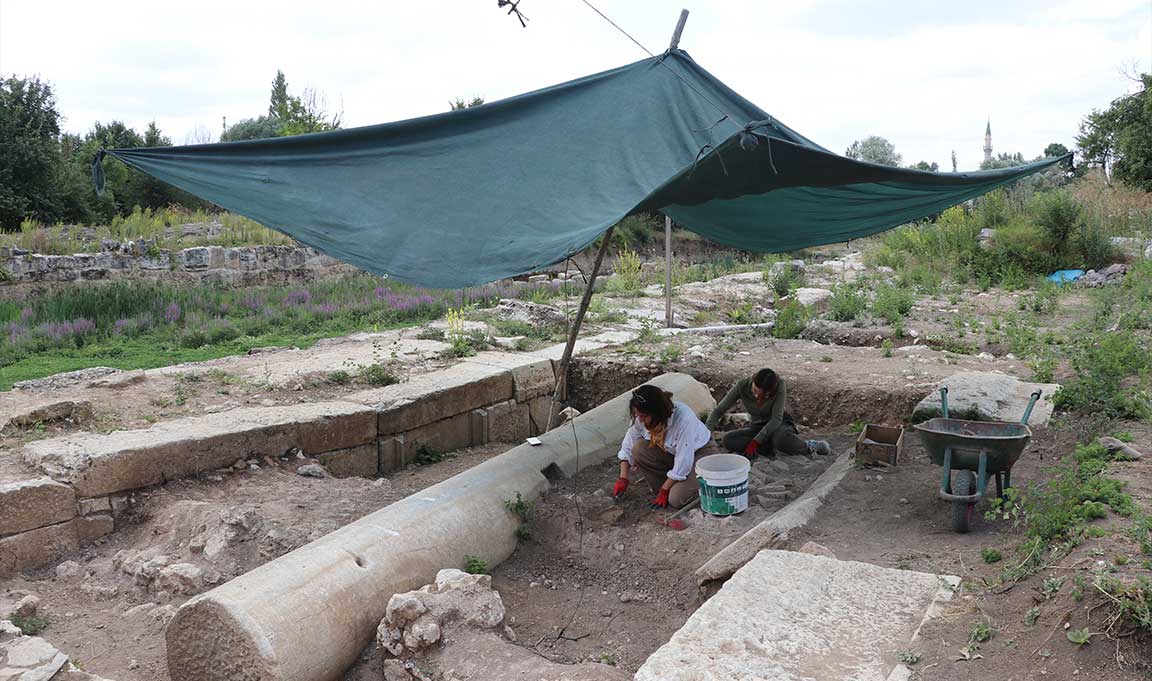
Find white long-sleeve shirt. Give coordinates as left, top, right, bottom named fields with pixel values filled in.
left=617, top=401, right=712, bottom=481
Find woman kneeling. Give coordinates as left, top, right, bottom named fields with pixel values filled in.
left=612, top=384, right=719, bottom=509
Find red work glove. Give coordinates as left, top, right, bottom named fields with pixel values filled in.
left=613, top=477, right=629, bottom=498
left=650, top=488, right=670, bottom=508
left=743, top=440, right=759, bottom=458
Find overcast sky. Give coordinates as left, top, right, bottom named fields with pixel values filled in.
left=1, top=0, right=1148, bottom=170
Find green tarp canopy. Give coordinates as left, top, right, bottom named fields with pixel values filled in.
left=97, top=50, right=1067, bottom=289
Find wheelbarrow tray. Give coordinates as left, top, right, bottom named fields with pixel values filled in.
left=914, top=417, right=1032, bottom=473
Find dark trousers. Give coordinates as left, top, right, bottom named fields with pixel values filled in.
left=631, top=439, right=721, bottom=509
left=720, top=423, right=807, bottom=457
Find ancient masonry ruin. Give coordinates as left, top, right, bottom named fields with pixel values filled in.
left=0, top=243, right=360, bottom=288
left=2, top=355, right=560, bottom=577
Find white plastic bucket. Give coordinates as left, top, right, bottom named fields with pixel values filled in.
left=695, top=454, right=751, bottom=516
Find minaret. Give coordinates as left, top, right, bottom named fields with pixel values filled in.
left=983, top=119, right=992, bottom=164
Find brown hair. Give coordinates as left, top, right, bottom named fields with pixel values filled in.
left=752, top=368, right=779, bottom=393
left=628, top=384, right=675, bottom=427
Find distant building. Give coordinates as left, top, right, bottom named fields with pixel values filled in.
left=983, top=120, right=993, bottom=164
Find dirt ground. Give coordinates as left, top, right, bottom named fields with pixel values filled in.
left=485, top=430, right=854, bottom=674
left=3, top=257, right=1145, bottom=680
left=0, top=442, right=517, bottom=681
left=788, top=421, right=1152, bottom=681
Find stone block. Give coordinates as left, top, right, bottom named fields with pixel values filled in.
left=639, top=550, right=957, bottom=681
left=296, top=405, right=377, bottom=455
left=470, top=408, right=490, bottom=446
left=913, top=372, right=1060, bottom=426
left=317, top=444, right=379, bottom=478
left=23, top=401, right=379, bottom=497
left=402, top=411, right=477, bottom=462
left=791, top=287, right=833, bottom=311
left=77, top=497, right=112, bottom=516
left=0, top=521, right=79, bottom=577
left=0, top=478, right=76, bottom=536
left=510, top=359, right=556, bottom=402
left=378, top=436, right=406, bottom=475
left=0, top=635, right=69, bottom=680
left=367, top=364, right=514, bottom=436
left=76, top=514, right=115, bottom=543
left=527, top=396, right=561, bottom=435
left=2, top=399, right=92, bottom=431
left=179, top=247, right=206, bottom=270
left=487, top=400, right=530, bottom=442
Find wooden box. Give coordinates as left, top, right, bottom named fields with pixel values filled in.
left=854, top=424, right=904, bottom=466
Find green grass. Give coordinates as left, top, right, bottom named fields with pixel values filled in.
left=0, top=323, right=418, bottom=390
left=0, top=275, right=509, bottom=389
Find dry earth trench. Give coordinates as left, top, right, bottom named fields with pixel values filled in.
left=1, top=249, right=1149, bottom=681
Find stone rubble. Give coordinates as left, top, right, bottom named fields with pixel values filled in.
left=376, top=569, right=507, bottom=657
left=1077, top=263, right=1128, bottom=287
left=493, top=298, right=568, bottom=327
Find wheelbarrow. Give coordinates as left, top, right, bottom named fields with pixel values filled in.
left=913, top=386, right=1042, bottom=533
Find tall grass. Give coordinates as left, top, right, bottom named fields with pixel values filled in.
left=0, top=275, right=578, bottom=388
left=865, top=184, right=1122, bottom=289
left=3, top=206, right=296, bottom=254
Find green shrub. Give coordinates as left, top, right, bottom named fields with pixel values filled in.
left=968, top=622, right=993, bottom=643
left=413, top=444, right=454, bottom=466
left=981, top=548, right=1003, bottom=563
left=179, top=329, right=209, bottom=348
left=416, top=327, right=446, bottom=341
left=440, top=336, right=478, bottom=359
left=504, top=492, right=533, bottom=521
left=8, top=612, right=48, bottom=635
left=609, top=248, right=644, bottom=294
left=464, top=555, right=488, bottom=575
left=1076, top=223, right=1117, bottom=269
left=1032, top=190, right=1082, bottom=250
left=1053, top=331, right=1151, bottom=418
left=872, top=285, right=915, bottom=324
left=356, top=363, right=399, bottom=386
left=768, top=267, right=803, bottom=298
left=772, top=300, right=808, bottom=339
left=828, top=285, right=866, bottom=322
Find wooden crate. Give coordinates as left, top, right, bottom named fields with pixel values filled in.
left=855, top=424, right=904, bottom=466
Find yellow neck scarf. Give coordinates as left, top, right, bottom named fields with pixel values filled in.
left=648, top=422, right=668, bottom=452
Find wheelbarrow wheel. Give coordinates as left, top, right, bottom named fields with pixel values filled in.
left=951, top=471, right=976, bottom=533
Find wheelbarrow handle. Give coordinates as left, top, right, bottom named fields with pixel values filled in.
left=939, top=386, right=949, bottom=419
left=1020, top=389, right=1043, bottom=425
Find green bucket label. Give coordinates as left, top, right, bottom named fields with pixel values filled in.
left=698, top=478, right=749, bottom=516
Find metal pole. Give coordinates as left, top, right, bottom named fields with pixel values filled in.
left=665, top=215, right=673, bottom=328
left=546, top=226, right=615, bottom=431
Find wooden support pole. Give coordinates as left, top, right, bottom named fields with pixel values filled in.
left=664, top=10, right=688, bottom=329
left=547, top=226, right=615, bottom=431
left=665, top=215, right=673, bottom=328
left=668, top=9, right=689, bottom=50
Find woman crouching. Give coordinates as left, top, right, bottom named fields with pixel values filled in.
left=612, top=384, right=720, bottom=509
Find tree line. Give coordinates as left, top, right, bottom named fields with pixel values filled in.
left=0, top=71, right=341, bottom=230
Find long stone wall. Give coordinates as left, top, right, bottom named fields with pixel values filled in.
left=4, top=355, right=562, bottom=577
left=0, top=243, right=361, bottom=291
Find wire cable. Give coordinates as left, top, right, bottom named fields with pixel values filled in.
left=579, top=0, right=655, bottom=57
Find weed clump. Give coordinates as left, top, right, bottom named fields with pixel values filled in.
left=772, top=300, right=808, bottom=339
left=463, top=555, right=488, bottom=575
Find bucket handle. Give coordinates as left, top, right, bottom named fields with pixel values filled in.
left=939, top=386, right=949, bottom=419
